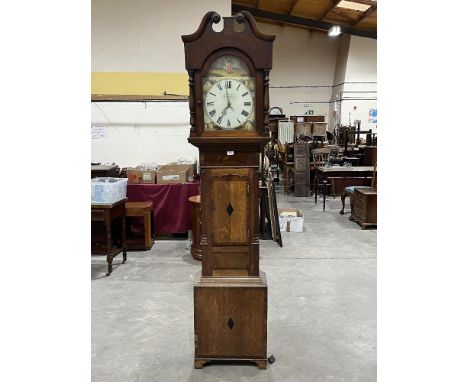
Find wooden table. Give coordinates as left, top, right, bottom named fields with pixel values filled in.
left=91, top=198, right=127, bottom=276
left=125, top=201, right=154, bottom=250
left=315, top=166, right=375, bottom=211
left=188, top=195, right=202, bottom=261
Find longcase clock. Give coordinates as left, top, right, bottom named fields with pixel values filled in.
left=182, top=11, right=275, bottom=369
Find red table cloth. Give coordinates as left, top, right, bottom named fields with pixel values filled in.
left=126, top=181, right=200, bottom=234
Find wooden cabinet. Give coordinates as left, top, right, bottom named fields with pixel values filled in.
left=361, top=146, right=377, bottom=166
left=353, top=188, right=377, bottom=229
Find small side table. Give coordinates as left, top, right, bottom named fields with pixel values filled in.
left=125, top=201, right=154, bottom=250
left=91, top=198, right=127, bottom=276
left=188, top=195, right=202, bottom=261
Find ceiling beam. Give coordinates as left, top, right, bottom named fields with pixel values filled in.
left=320, top=0, right=341, bottom=20
left=232, top=4, right=377, bottom=39
left=353, top=4, right=376, bottom=26
left=288, top=0, right=300, bottom=15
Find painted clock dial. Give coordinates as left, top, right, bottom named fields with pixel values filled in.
left=204, top=79, right=253, bottom=130
left=203, top=55, right=255, bottom=131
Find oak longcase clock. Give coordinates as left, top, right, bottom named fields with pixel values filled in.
left=182, top=11, right=275, bottom=369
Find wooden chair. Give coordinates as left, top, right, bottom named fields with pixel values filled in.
left=311, top=148, right=332, bottom=210
left=340, top=163, right=377, bottom=217
left=311, top=147, right=331, bottom=166
left=326, top=145, right=342, bottom=158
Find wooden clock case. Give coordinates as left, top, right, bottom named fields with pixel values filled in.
left=182, top=11, right=275, bottom=369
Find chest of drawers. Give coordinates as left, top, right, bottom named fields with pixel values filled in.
left=353, top=188, right=377, bottom=229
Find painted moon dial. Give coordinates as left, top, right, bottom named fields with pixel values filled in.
left=204, top=79, right=253, bottom=129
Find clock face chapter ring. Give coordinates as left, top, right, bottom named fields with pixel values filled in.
left=204, top=78, right=254, bottom=130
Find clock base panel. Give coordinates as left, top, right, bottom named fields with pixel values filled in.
left=194, top=271, right=267, bottom=366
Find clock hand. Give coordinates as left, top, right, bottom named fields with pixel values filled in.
left=225, top=82, right=231, bottom=107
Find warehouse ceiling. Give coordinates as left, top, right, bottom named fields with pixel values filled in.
left=232, top=0, right=377, bottom=39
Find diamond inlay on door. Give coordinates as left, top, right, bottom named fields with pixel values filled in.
left=227, top=203, right=234, bottom=216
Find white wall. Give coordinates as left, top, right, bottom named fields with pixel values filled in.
left=257, top=22, right=339, bottom=119
left=91, top=101, right=196, bottom=167
left=340, top=36, right=377, bottom=131
left=330, top=35, right=350, bottom=130
left=92, top=0, right=231, bottom=72
left=91, top=0, right=230, bottom=167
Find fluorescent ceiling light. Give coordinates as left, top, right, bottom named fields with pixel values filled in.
left=328, top=25, right=341, bottom=37
left=337, top=0, right=372, bottom=12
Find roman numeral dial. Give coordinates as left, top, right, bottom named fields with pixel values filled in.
left=204, top=78, right=254, bottom=130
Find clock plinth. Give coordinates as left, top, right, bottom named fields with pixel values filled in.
left=182, top=11, right=275, bottom=369
left=194, top=271, right=267, bottom=368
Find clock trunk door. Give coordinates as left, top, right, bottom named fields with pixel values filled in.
left=208, top=168, right=250, bottom=245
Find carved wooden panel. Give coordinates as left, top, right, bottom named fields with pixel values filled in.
left=294, top=142, right=310, bottom=197
left=294, top=157, right=309, bottom=172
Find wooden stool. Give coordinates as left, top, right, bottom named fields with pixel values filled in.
left=125, top=201, right=154, bottom=250
left=188, top=195, right=202, bottom=261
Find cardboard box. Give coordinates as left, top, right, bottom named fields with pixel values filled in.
left=127, top=168, right=157, bottom=184
left=156, top=164, right=191, bottom=184
left=278, top=208, right=304, bottom=232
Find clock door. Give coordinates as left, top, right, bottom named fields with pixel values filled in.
left=208, top=168, right=250, bottom=245
left=205, top=167, right=254, bottom=276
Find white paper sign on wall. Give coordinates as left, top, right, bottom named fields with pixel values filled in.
left=303, top=104, right=314, bottom=115
left=91, top=125, right=108, bottom=139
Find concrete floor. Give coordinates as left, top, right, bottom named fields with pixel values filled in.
left=92, top=191, right=376, bottom=382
